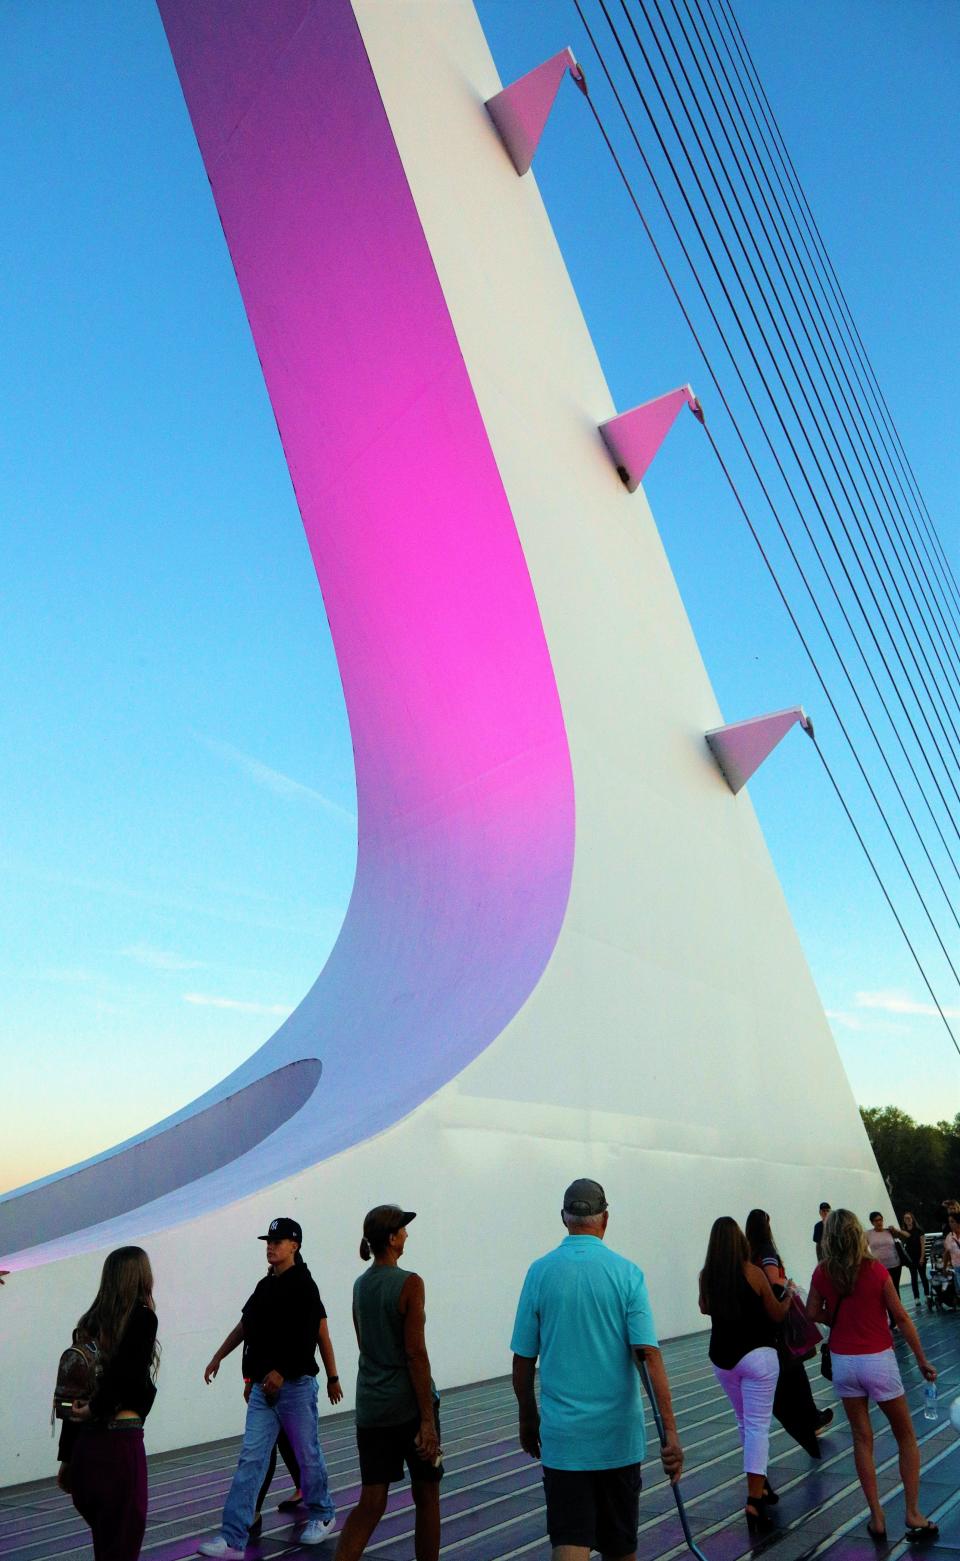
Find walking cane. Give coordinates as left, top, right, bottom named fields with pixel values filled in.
left=638, top=1356, right=710, bottom=1561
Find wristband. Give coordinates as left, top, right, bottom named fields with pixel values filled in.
left=327, top=1375, right=339, bottom=1383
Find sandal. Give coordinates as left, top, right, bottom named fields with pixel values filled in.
left=745, top=1502, right=775, bottom=1535
left=866, top=1522, right=887, bottom=1544
left=905, top=1523, right=939, bottom=1542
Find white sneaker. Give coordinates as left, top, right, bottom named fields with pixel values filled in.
left=197, top=1539, right=247, bottom=1559
left=299, top=1517, right=336, bottom=1544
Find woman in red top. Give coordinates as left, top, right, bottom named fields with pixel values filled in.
left=806, top=1209, right=937, bottom=1544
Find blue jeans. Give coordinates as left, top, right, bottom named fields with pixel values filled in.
left=221, top=1377, right=333, bottom=1544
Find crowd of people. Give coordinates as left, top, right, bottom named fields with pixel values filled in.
left=49, top=1187, right=954, bottom=1561
left=700, top=1205, right=938, bottom=1545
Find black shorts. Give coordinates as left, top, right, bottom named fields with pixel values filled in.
left=356, top=1406, right=443, bottom=1487
left=542, top=1463, right=642, bottom=1554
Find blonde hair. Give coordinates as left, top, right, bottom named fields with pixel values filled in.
left=821, top=1208, right=869, bottom=1295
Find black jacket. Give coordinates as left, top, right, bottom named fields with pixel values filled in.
left=241, top=1261, right=325, bottom=1381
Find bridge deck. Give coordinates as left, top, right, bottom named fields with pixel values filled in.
left=4, top=1306, right=959, bottom=1561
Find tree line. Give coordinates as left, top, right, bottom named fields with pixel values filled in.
left=860, top=1105, right=960, bottom=1230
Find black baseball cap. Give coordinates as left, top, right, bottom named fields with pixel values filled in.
left=563, top=1178, right=608, bottom=1217
left=362, top=1205, right=416, bottom=1244
left=259, top=1216, right=302, bottom=1244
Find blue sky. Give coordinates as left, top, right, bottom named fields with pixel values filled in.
left=2, top=1, right=958, bottom=1193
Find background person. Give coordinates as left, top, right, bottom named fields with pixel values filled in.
left=807, top=1208, right=937, bottom=1543
left=198, top=1217, right=336, bottom=1557
left=900, top=1213, right=928, bottom=1307
left=58, top=1246, right=160, bottom=1561
left=813, top=1203, right=831, bottom=1263
left=511, top=1178, right=683, bottom=1561
left=942, top=1211, right=960, bottom=1299
left=699, top=1216, right=791, bottom=1534
left=866, top=1212, right=907, bottom=1296
left=745, top=1208, right=832, bottom=1454
left=335, top=1206, right=441, bottom=1561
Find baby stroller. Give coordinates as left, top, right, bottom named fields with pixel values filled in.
left=927, top=1236, right=956, bottom=1311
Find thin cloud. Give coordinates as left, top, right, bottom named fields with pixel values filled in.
left=825, top=1009, right=871, bottom=1033
left=121, top=943, right=204, bottom=972
left=38, top=967, right=96, bottom=985
left=853, top=989, right=960, bottom=1019
left=182, top=991, right=293, bottom=1017
left=199, top=735, right=355, bottom=825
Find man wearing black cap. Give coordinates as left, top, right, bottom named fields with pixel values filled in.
left=197, top=1217, right=337, bottom=1557
left=511, top=1179, right=683, bottom=1561
left=335, top=1205, right=441, bottom=1561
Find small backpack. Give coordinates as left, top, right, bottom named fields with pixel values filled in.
left=52, top=1336, right=102, bottom=1425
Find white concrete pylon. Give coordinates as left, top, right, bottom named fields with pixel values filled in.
left=485, top=47, right=586, bottom=176
left=600, top=385, right=703, bottom=492
left=706, top=707, right=813, bottom=795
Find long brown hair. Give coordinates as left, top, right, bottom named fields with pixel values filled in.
left=75, top=1246, right=159, bottom=1377
left=744, top=1208, right=777, bottom=1263
left=821, top=1209, right=869, bottom=1296
left=700, top=1216, right=750, bottom=1317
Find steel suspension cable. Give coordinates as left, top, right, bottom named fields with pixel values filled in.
left=711, top=0, right=960, bottom=620
left=687, top=0, right=960, bottom=667
left=809, top=731, right=960, bottom=1059
left=577, top=0, right=960, bottom=899
left=610, top=0, right=960, bottom=823
left=660, top=0, right=960, bottom=723
left=567, top=3, right=960, bottom=1030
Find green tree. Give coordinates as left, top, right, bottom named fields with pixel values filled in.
left=859, top=1106, right=952, bottom=1228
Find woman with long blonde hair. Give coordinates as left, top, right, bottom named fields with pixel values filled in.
left=807, top=1209, right=937, bottom=1543
left=57, top=1246, right=160, bottom=1560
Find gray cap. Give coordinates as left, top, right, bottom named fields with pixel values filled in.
left=563, top=1178, right=608, bottom=1217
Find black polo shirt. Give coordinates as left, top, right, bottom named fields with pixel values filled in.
left=241, top=1262, right=325, bottom=1382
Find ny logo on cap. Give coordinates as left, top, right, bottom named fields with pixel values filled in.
left=270, top=1220, right=280, bottom=1233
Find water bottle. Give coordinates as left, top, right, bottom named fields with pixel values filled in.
left=923, top=1381, right=938, bottom=1421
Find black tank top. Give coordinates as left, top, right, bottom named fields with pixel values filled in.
left=904, top=1229, right=922, bottom=1264
left=708, top=1270, right=778, bottom=1369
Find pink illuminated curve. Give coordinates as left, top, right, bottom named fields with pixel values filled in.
left=0, top=0, right=575, bottom=1265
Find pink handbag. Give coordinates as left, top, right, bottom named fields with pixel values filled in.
left=782, top=1293, right=822, bottom=1359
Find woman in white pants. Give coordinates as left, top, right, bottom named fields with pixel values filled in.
left=699, top=1217, right=792, bottom=1534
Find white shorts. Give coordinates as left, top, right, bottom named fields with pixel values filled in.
left=831, top=1349, right=904, bottom=1402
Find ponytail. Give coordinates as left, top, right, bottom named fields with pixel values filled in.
left=359, top=1237, right=372, bottom=1262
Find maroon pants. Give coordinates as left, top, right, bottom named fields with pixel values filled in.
left=71, top=1426, right=147, bottom=1561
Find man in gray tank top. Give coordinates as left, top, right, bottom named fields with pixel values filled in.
left=335, top=1206, right=441, bottom=1561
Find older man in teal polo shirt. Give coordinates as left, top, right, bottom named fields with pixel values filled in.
left=511, top=1179, right=683, bottom=1561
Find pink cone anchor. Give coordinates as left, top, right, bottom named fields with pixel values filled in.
left=600, top=385, right=703, bottom=492
left=485, top=48, right=587, bottom=176
left=706, top=708, right=813, bottom=795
